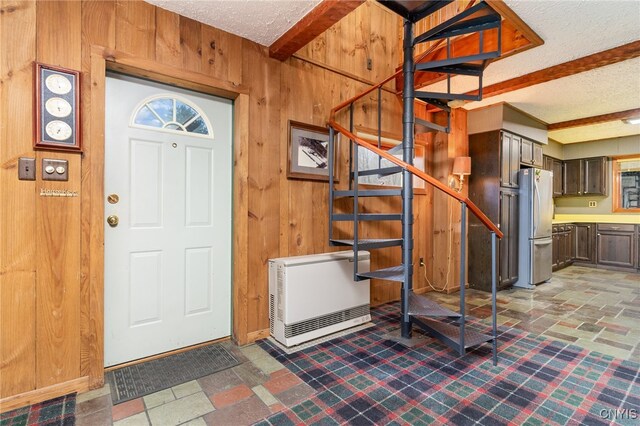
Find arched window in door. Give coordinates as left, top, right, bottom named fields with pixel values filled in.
left=130, top=94, right=213, bottom=138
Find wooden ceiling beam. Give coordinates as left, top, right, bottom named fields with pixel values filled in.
left=471, top=40, right=640, bottom=98
left=548, top=108, right=640, bottom=131
left=269, top=0, right=364, bottom=61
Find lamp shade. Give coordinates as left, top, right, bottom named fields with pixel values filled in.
left=452, top=156, right=471, bottom=176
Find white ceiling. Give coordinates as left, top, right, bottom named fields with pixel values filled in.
left=455, top=0, right=640, bottom=144
left=146, top=0, right=640, bottom=144
left=145, top=0, right=321, bottom=46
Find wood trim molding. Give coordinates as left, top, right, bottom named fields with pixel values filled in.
left=269, top=0, right=364, bottom=61
left=246, top=329, right=270, bottom=343
left=232, top=94, right=250, bottom=346
left=611, top=154, right=640, bottom=214
left=0, top=376, right=89, bottom=414
left=91, top=45, right=249, bottom=97
left=471, top=40, right=640, bottom=98
left=86, top=46, right=250, bottom=388
left=548, top=108, right=640, bottom=131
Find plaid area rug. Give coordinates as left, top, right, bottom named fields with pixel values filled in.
left=0, top=394, right=75, bottom=426
left=257, top=303, right=640, bottom=426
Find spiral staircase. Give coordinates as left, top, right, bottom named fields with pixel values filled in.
left=327, top=0, right=504, bottom=364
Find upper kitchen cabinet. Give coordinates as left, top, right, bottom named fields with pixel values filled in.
left=521, top=138, right=544, bottom=168
left=563, top=157, right=608, bottom=196
left=501, top=131, right=521, bottom=188
left=543, top=155, right=563, bottom=197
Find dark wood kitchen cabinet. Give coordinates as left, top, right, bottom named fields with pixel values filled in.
left=552, top=227, right=561, bottom=270
left=543, top=155, right=563, bottom=197
left=562, top=157, right=608, bottom=196
left=520, top=137, right=543, bottom=168
left=552, top=224, right=575, bottom=271
left=498, top=189, right=519, bottom=286
left=468, top=130, right=520, bottom=291
left=568, top=224, right=576, bottom=260
left=574, top=223, right=596, bottom=264
left=583, top=157, right=608, bottom=195
left=597, top=224, right=636, bottom=269
left=501, top=131, right=520, bottom=188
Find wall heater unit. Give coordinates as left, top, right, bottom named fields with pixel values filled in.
left=268, top=251, right=371, bottom=347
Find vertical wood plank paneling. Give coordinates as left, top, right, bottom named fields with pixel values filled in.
left=115, top=0, right=155, bottom=60
left=155, top=8, right=181, bottom=67
left=277, top=61, right=292, bottom=259
left=243, top=41, right=281, bottom=334
left=35, top=0, right=82, bottom=388
left=179, top=16, right=201, bottom=73
left=80, top=0, right=115, bottom=384
left=431, top=110, right=467, bottom=293
left=201, top=25, right=227, bottom=81
left=201, top=26, right=242, bottom=85
left=353, top=1, right=370, bottom=80
left=0, top=0, right=37, bottom=398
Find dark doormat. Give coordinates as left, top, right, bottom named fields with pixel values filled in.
left=106, top=343, right=240, bottom=405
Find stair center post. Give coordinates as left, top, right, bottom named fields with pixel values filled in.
left=400, top=18, right=415, bottom=339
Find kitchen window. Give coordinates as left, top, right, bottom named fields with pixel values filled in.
left=612, top=155, right=640, bottom=212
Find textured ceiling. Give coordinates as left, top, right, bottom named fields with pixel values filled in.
left=145, top=0, right=321, bottom=46
left=548, top=120, right=640, bottom=145
left=458, top=0, right=640, bottom=144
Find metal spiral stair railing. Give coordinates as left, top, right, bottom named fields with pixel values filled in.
left=327, top=0, right=504, bottom=365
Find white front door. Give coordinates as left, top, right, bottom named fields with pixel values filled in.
left=104, top=73, right=232, bottom=367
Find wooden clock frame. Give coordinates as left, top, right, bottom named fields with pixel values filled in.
left=34, top=62, right=82, bottom=152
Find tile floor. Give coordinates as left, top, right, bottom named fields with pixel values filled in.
left=430, top=265, right=640, bottom=361
left=75, top=265, right=639, bottom=425
left=76, top=342, right=312, bottom=425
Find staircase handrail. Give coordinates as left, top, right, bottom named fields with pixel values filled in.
left=328, top=120, right=503, bottom=239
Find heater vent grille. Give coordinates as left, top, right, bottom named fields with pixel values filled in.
left=284, top=304, right=370, bottom=338
left=269, top=294, right=275, bottom=334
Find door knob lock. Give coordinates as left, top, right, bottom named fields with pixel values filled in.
left=107, top=215, right=119, bottom=227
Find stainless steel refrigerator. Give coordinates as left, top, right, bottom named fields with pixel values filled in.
left=514, top=168, right=553, bottom=289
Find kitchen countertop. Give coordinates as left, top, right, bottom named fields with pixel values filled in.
left=553, top=214, right=640, bottom=225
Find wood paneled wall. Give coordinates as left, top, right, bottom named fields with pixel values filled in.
left=0, top=0, right=464, bottom=406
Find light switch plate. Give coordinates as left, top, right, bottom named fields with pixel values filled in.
left=42, top=159, right=69, bottom=181
left=18, top=157, right=36, bottom=180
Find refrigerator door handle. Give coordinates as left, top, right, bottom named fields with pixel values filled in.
left=533, top=177, right=540, bottom=237
left=533, top=237, right=552, bottom=246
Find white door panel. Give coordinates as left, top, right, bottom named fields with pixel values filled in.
left=104, top=73, right=232, bottom=366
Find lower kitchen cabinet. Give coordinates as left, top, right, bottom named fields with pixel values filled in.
left=574, top=223, right=596, bottom=264
left=597, top=224, right=636, bottom=269
left=552, top=225, right=574, bottom=271
left=499, top=189, right=519, bottom=287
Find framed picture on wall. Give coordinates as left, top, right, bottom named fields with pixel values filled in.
left=354, top=127, right=427, bottom=194
left=287, top=120, right=339, bottom=182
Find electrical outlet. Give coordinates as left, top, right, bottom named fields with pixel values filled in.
left=366, top=58, right=372, bottom=70
left=419, top=257, right=425, bottom=267
left=588, top=200, right=597, bottom=208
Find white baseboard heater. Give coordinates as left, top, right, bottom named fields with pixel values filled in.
left=268, top=251, right=371, bottom=347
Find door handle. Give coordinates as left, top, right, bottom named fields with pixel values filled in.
left=107, top=215, right=119, bottom=227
